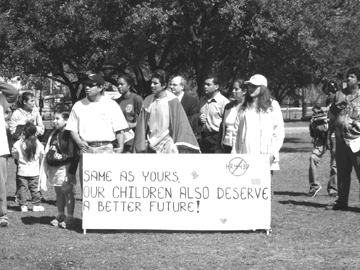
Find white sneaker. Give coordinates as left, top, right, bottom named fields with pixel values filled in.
left=33, top=205, right=45, bottom=212
left=21, top=205, right=28, bottom=212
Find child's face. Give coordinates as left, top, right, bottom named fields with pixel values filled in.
left=53, top=113, right=67, bottom=130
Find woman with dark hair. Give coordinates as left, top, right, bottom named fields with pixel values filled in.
left=8, top=91, right=44, bottom=140
left=231, top=74, right=284, bottom=171
left=8, top=91, right=45, bottom=202
left=216, top=79, right=245, bottom=153
left=115, top=74, right=143, bottom=153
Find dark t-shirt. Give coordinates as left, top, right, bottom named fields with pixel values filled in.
left=115, top=92, right=143, bottom=126
left=47, top=129, right=78, bottom=174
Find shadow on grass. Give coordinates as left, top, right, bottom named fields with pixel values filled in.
left=278, top=200, right=360, bottom=212
left=6, top=196, right=15, bottom=202
left=81, top=229, right=268, bottom=235
left=275, top=191, right=305, bottom=196
left=278, top=200, right=325, bottom=208
left=283, top=137, right=303, bottom=143
left=21, top=216, right=84, bottom=233
left=41, top=199, right=56, bottom=206
left=280, top=147, right=312, bottom=153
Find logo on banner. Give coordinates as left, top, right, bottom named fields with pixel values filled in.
left=226, top=157, right=249, bottom=176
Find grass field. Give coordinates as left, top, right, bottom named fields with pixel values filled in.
left=1, top=121, right=360, bottom=270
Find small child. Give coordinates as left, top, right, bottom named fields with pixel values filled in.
left=12, top=121, right=45, bottom=212
left=42, top=108, right=78, bottom=229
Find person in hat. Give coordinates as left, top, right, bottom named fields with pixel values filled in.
left=65, top=74, right=129, bottom=186
left=231, top=74, right=284, bottom=172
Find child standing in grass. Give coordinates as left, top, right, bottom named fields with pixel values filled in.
left=12, top=121, right=45, bottom=212
left=41, top=108, right=78, bottom=229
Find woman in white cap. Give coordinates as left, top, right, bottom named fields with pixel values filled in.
left=231, top=74, right=284, bottom=171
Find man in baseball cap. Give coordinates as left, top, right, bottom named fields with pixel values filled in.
left=83, top=74, right=105, bottom=86
left=66, top=72, right=129, bottom=189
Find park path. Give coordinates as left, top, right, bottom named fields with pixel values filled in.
left=284, top=126, right=309, bottom=133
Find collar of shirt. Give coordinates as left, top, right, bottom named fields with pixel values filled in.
left=19, top=107, right=34, bottom=116
left=177, top=91, right=184, bottom=102
left=206, top=91, right=221, bottom=103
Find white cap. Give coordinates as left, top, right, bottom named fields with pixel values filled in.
left=244, top=74, right=267, bottom=87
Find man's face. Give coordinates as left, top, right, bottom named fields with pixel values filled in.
left=151, top=78, right=165, bottom=97
left=169, top=77, right=183, bottom=96
left=347, top=73, right=358, bottom=88
left=204, top=78, right=218, bottom=96
left=86, top=82, right=102, bottom=99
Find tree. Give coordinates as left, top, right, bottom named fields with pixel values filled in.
left=1, top=0, right=360, bottom=104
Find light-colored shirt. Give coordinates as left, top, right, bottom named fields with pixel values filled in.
left=8, top=107, right=44, bottom=136
left=66, top=96, right=128, bottom=142
left=223, top=104, right=241, bottom=146
left=232, top=100, right=284, bottom=170
left=0, top=94, right=10, bottom=156
left=147, top=95, right=170, bottom=147
left=12, top=138, right=44, bottom=177
left=198, top=92, right=229, bottom=133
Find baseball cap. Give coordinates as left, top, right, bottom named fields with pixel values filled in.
left=83, top=74, right=105, bottom=85
left=244, top=74, right=267, bottom=87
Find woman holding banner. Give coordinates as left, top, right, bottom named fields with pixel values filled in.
left=231, top=74, right=284, bottom=171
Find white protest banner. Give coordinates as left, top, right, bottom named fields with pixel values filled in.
left=82, top=154, right=271, bottom=233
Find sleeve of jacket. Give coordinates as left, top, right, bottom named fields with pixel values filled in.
left=170, top=99, right=200, bottom=152
left=215, top=112, right=226, bottom=152
left=270, top=100, right=285, bottom=162
left=0, top=81, right=18, bottom=104
left=134, top=94, right=144, bottom=122
left=132, top=107, right=147, bottom=153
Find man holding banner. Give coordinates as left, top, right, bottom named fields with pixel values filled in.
left=66, top=73, right=129, bottom=187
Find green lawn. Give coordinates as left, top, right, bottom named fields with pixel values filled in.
left=1, top=123, right=360, bottom=270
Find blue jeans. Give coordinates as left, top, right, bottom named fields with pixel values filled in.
left=309, top=136, right=337, bottom=193
left=16, top=175, right=41, bottom=206
left=0, top=156, right=8, bottom=218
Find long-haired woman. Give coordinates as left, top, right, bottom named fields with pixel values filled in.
left=231, top=74, right=285, bottom=171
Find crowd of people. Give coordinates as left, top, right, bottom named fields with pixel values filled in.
left=5, top=67, right=360, bottom=229
left=307, top=67, right=360, bottom=211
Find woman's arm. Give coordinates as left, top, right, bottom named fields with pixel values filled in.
left=270, top=100, right=285, bottom=161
